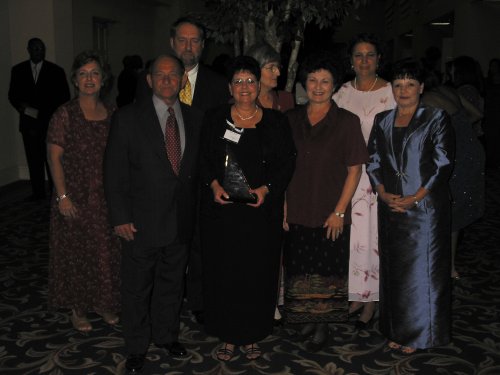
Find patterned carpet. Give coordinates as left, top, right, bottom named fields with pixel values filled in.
left=1, top=171, right=499, bottom=375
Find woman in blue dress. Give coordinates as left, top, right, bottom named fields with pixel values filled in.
left=367, top=62, right=454, bottom=353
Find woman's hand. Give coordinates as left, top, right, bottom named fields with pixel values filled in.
left=379, top=191, right=401, bottom=205
left=210, top=180, right=231, bottom=205
left=389, top=195, right=418, bottom=213
left=247, top=185, right=269, bottom=208
left=323, top=212, right=344, bottom=241
left=58, top=197, right=77, bottom=218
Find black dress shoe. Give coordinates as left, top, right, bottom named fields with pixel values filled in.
left=192, top=310, right=205, bottom=325
left=156, top=341, right=187, bottom=357
left=125, top=353, right=145, bottom=373
left=273, top=318, right=284, bottom=327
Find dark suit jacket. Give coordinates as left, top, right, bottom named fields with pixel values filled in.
left=135, top=64, right=229, bottom=113
left=191, top=64, right=230, bottom=113
left=104, top=99, right=203, bottom=247
left=8, top=60, right=70, bottom=133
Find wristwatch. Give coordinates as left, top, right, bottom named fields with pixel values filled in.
left=56, top=193, right=69, bottom=202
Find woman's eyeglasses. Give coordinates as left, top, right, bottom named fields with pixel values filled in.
left=231, top=78, right=257, bottom=86
left=263, top=64, right=282, bottom=73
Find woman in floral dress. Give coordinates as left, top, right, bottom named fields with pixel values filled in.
left=47, top=50, right=120, bottom=332
left=333, top=33, right=395, bottom=329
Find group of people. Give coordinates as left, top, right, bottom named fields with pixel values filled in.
left=8, top=18, right=486, bottom=374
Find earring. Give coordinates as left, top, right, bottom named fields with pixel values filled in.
left=351, top=65, right=354, bottom=70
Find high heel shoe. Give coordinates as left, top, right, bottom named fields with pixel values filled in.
left=354, top=303, right=376, bottom=330
left=297, top=322, right=315, bottom=341
left=355, top=317, right=373, bottom=330
left=305, top=323, right=329, bottom=352
left=348, top=302, right=364, bottom=318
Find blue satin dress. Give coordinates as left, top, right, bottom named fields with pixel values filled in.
left=367, top=104, right=455, bottom=349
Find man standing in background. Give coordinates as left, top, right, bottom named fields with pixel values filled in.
left=8, top=37, right=70, bottom=200
left=170, top=16, right=229, bottom=324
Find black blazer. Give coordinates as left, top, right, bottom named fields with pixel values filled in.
left=200, top=104, right=296, bottom=222
left=8, top=60, right=70, bottom=132
left=191, top=64, right=230, bottom=113
left=135, top=64, right=229, bottom=113
left=104, top=99, right=203, bottom=247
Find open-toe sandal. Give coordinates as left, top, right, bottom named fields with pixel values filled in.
left=71, top=311, right=92, bottom=332
left=96, top=311, right=120, bottom=325
left=387, top=341, right=401, bottom=350
left=243, top=343, right=261, bottom=360
left=216, top=343, right=235, bottom=362
left=400, top=345, right=417, bottom=354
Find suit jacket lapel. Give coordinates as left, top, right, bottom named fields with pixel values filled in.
left=140, top=99, right=173, bottom=171
left=179, top=104, right=194, bottom=178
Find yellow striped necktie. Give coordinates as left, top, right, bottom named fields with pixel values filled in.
left=179, top=77, right=192, bottom=106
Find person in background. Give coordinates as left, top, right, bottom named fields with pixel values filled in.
left=284, top=52, right=367, bottom=352
left=484, top=58, right=500, bottom=167
left=247, top=41, right=295, bottom=325
left=200, top=56, right=295, bottom=361
left=8, top=37, right=70, bottom=200
left=333, top=32, right=396, bottom=330
left=104, top=54, right=203, bottom=373
left=448, top=56, right=485, bottom=138
left=247, top=42, right=294, bottom=112
left=367, top=61, right=454, bottom=354
left=422, top=70, right=485, bottom=281
left=169, top=16, right=230, bottom=324
left=116, top=54, right=143, bottom=107
left=47, top=50, right=120, bottom=333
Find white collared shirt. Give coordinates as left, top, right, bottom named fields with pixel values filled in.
left=186, top=64, right=199, bottom=98
left=31, top=60, right=43, bottom=83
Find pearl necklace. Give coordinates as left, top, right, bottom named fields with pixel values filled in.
left=354, top=75, right=378, bottom=92
left=234, top=105, right=259, bottom=121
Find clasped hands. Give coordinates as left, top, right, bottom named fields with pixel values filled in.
left=380, top=192, right=416, bottom=212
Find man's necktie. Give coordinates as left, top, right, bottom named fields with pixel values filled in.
left=33, top=65, right=39, bottom=83
left=165, top=107, right=181, bottom=175
left=179, top=77, right=192, bottom=106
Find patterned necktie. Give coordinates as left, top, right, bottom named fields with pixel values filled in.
left=165, top=107, right=181, bottom=175
left=179, top=77, right=192, bottom=106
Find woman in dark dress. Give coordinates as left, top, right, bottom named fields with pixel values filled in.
left=367, top=62, right=455, bottom=353
left=200, top=56, right=296, bottom=361
left=283, top=53, right=368, bottom=352
left=47, top=51, right=120, bottom=332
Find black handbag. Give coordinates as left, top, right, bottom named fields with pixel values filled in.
left=222, top=144, right=257, bottom=204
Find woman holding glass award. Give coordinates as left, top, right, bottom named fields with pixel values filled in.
left=200, top=56, right=296, bottom=361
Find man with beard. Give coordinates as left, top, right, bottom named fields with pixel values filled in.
left=169, top=16, right=229, bottom=325
left=169, top=16, right=229, bottom=112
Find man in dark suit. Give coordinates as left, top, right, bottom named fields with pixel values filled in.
left=170, top=16, right=229, bottom=324
left=104, top=54, right=202, bottom=373
left=8, top=38, right=70, bottom=200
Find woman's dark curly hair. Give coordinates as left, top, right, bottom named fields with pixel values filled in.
left=347, top=32, right=383, bottom=57
left=226, top=55, right=261, bottom=83
left=391, top=60, right=425, bottom=84
left=298, top=51, right=343, bottom=89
